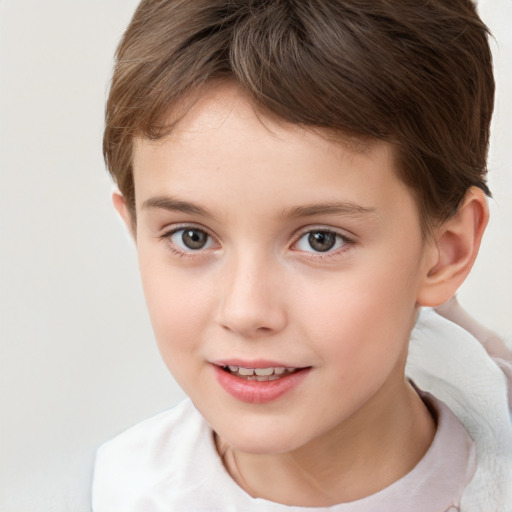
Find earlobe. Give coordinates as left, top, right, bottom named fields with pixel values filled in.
left=417, top=187, right=489, bottom=307
left=112, top=191, right=136, bottom=240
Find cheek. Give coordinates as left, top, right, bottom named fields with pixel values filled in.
left=298, top=253, right=422, bottom=366
left=138, top=256, right=213, bottom=359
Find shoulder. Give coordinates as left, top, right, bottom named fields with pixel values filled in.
left=94, top=398, right=203, bottom=460
left=92, top=399, right=213, bottom=511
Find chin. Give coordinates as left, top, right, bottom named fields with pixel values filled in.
left=215, top=422, right=308, bottom=455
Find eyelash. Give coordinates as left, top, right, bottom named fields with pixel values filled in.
left=158, top=225, right=355, bottom=260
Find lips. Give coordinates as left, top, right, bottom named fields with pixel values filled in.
left=212, top=361, right=310, bottom=404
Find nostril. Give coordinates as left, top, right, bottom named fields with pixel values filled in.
left=221, top=323, right=271, bottom=335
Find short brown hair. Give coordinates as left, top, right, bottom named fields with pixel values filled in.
left=104, top=0, right=494, bottom=232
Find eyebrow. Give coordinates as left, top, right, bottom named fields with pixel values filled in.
left=142, top=195, right=376, bottom=221
left=142, top=196, right=212, bottom=218
left=283, top=202, right=377, bottom=219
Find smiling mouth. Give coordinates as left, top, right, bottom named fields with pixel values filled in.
left=214, top=363, right=311, bottom=403
left=220, top=365, right=302, bottom=381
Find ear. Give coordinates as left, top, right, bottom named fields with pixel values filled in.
left=112, top=191, right=136, bottom=241
left=417, top=187, right=489, bottom=307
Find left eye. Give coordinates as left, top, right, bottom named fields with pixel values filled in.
left=168, top=228, right=215, bottom=251
left=295, top=230, right=348, bottom=253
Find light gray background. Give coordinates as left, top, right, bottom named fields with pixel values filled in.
left=0, top=1, right=510, bottom=511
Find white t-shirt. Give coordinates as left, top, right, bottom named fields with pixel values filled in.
left=92, top=393, right=475, bottom=512
left=92, top=310, right=512, bottom=511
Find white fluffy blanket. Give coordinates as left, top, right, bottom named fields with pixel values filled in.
left=407, top=309, right=512, bottom=512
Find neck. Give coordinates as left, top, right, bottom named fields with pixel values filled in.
left=216, top=380, right=435, bottom=507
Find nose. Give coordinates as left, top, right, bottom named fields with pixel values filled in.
left=217, top=251, right=288, bottom=338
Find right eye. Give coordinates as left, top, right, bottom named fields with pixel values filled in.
left=167, top=227, right=215, bottom=252
left=294, top=229, right=350, bottom=254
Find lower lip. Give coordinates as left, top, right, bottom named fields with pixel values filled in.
left=213, top=365, right=310, bottom=404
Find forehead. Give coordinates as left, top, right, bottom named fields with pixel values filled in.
left=135, top=81, right=376, bottom=159
left=131, top=83, right=416, bottom=222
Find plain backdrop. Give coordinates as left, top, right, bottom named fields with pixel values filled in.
left=0, top=1, right=510, bottom=511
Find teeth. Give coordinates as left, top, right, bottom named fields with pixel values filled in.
left=223, top=365, right=298, bottom=379
left=255, top=368, right=274, bottom=376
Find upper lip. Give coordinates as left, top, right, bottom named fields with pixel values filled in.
left=211, top=359, right=308, bottom=369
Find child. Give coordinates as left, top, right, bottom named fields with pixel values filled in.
left=92, top=0, right=512, bottom=510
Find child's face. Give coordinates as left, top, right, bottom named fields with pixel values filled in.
left=129, top=84, right=435, bottom=455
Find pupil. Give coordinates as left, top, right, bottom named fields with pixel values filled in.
left=308, top=231, right=336, bottom=252
left=182, top=229, right=208, bottom=250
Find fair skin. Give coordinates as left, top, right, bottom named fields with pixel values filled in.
left=114, top=83, right=488, bottom=506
